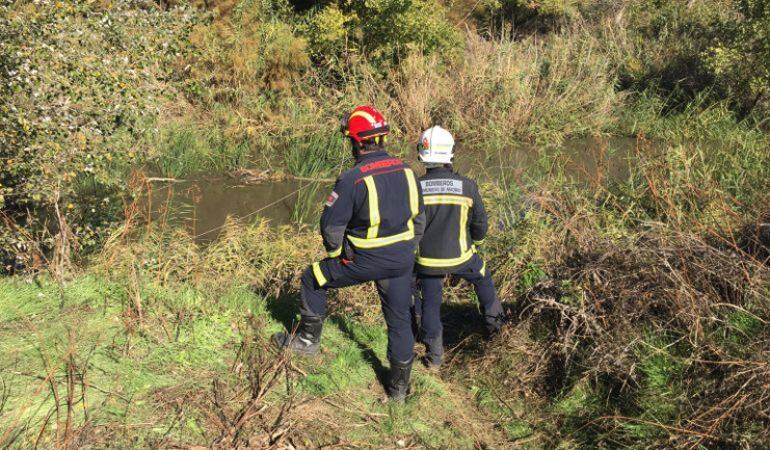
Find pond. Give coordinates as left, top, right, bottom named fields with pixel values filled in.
left=146, top=137, right=642, bottom=242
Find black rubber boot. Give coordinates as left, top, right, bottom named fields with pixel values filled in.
left=271, top=315, right=323, bottom=356
left=386, top=357, right=413, bottom=403
left=484, top=309, right=505, bottom=339
left=422, top=336, right=443, bottom=370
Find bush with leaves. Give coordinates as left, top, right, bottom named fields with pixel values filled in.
left=188, top=0, right=310, bottom=99
left=0, top=1, right=199, bottom=272
left=705, top=0, right=770, bottom=115
left=300, top=0, right=461, bottom=67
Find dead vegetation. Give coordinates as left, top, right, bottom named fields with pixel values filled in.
left=452, top=197, right=770, bottom=447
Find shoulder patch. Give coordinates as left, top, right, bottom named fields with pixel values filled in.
left=324, top=191, right=339, bottom=207
left=420, top=178, right=463, bottom=195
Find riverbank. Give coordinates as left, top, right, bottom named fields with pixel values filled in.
left=2, top=131, right=769, bottom=446
left=2, top=1, right=770, bottom=447
left=2, top=218, right=768, bottom=447
left=4, top=0, right=770, bottom=270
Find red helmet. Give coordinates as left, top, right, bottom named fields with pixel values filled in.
left=340, top=105, right=390, bottom=143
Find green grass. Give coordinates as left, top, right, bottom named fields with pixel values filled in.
left=471, top=383, right=534, bottom=440
left=152, top=124, right=254, bottom=177
left=0, top=272, right=507, bottom=448
left=0, top=276, right=256, bottom=446
left=283, top=129, right=348, bottom=178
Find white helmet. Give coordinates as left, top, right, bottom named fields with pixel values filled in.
left=417, top=126, right=455, bottom=164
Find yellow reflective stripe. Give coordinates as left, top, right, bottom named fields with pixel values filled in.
left=405, top=168, right=419, bottom=218
left=347, top=229, right=415, bottom=249
left=327, top=247, right=342, bottom=258
left=312, top=262, right=328, bottom=287
left=473, top=239, right=485, bottom=245
left=459, top=204, right=469, bottom=253
left=416, top=247, right=475, bottom=268
left=349, top=110, right=376, bottom=123
left=363, top=176, right=380, bottom=238
left=423, top=195, right=473, bottom=206
left=480, top=261, right=486, bottom=277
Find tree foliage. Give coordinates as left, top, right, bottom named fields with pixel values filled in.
left=189, top=0, right=310, bottom=97
left=706, top=0, right=770, bottom=114
left=0, top=1, right=199, bottom=270
left=299, top=0, right=461, bottom=66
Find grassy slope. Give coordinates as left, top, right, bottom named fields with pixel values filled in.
left=0, top=274, right=510, bottom=448
left=3, top=1, right=770, bottom=447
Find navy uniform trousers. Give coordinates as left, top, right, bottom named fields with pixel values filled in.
left=299, top=256, right=414, bottom=363
left=415, top=254, right=503, bottom=340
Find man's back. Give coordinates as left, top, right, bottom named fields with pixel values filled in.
left=320, top=150, right=423, bottom=268
left=416, top=166, right=487, bottom=275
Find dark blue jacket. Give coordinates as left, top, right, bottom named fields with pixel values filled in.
left=415, top=166, right=487, bottom=275
left=320, top=150, right=425, bottom=269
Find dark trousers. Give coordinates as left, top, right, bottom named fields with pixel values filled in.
left=300, top=257, right=415, bottom=363
left=416, top=254, right=503, bottom=340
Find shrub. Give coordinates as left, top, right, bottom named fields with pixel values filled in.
left=0, top=1, right=199, bottom=272
left=705, top=0, right=770, bottom=115
left=188, top=0, right=310, bottom=98
left=299, top=0, right=462, bottom=67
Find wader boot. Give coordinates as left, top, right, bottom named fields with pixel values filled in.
left=422, top=335, right=443, bottom=370
left=484, top=312, right=505, bottom=339
left=271, top=315, right=323, bottom=356
left=387, top=357, right=413, bottom=403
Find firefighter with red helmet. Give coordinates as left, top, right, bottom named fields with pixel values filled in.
left=272, top=106, right=425, bottom=402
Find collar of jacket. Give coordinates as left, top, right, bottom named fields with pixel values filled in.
left=426, top=165, right=453, bottom=174
left=355, top=150, right=389, bottom=163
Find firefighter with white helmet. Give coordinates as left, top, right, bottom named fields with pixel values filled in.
left=413, top=125, right=505, bottom=369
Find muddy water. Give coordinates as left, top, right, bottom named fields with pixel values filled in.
left=149, top=137, right=640, bottom=242
left=147, top=178, right=330, bottom=242
left=455, top=136, right=638, bottom=182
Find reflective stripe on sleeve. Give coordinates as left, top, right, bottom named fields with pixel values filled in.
left=480, top=261, right=486, bottom=277
left=363, top=175, right=380, bottom=238
left=312, top=262, right=328, bottom=287
left=327, top=247, right=342, bottom=258
left=405, top=168, right=419, bottom=217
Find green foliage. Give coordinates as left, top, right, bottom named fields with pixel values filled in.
left=299, top=0, right=462, bottom=66
left=635, top=337, right=686, bottom=421
left=705, top=0, right=770, bottom=113
left=152, top=124, right=252, bottom=176
left=518, top=262, right=547, bottom=294
left=717, top=308, right=766, bottom=351
left=471, top=383, right=534, bottom=439
left=189, top=0, right=310, bottom=97
left=300, top=4, right=358, bottom=61
left=283, top=130, right=345, bottom=177
left=0, top=1, right=200, bottom=270
left=615, top=0, right=770, bottom=115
